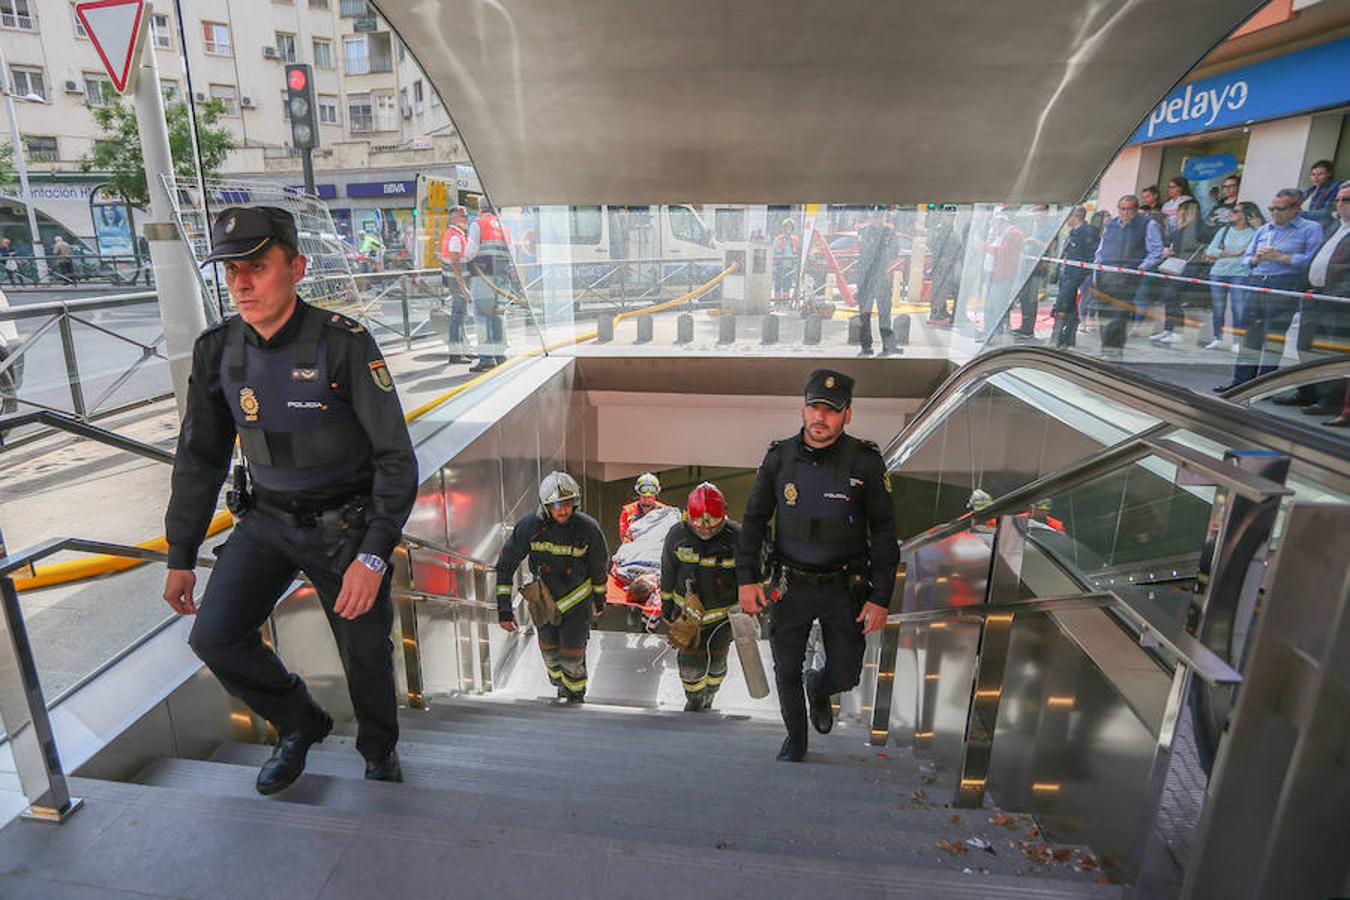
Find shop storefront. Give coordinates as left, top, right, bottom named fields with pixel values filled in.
left=1098, top=34, right=1350, bottom=211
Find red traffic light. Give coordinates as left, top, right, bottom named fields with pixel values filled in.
left=287, top=68, right=308, bottom=91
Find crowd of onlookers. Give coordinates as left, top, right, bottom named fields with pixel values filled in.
left=945, top=160, right=1348, bottom=426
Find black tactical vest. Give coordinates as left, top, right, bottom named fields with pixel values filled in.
left=219, top=311, right=370, bottom=493
left=771, top=437, right=869, bottom=569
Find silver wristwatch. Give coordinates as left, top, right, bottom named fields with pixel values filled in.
left=356, top=553, right=388, bottom=575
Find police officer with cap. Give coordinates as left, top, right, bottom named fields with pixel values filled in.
left=162, top=206, right=418, bottom=795
left=737, top=369, right=898, bottom=761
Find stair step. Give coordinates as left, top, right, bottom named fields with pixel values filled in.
left=206, top=738, right=945, bottom=830
left=127, top=760, right=1116, bottom=894
left=412, top=693, right=788, bottom=732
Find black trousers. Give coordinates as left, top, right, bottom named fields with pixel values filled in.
left=856, top=283, right=893, bottom=351
left=536, top=602, right=593, bottom=696
left=189, top=510, right=398, bottom=761
left=768, top=579, right=865, bottom=737
left=677, top=616, right=734, bottom=698
left=1052, top=268, right=1088, bottom=347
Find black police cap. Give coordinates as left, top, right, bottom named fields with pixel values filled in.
left=203, top=206, right=299, bottom=262
left=805, top=369, right=854, bottom=410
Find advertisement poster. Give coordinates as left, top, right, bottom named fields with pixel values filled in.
left=90, top=186, right=135, bottom=257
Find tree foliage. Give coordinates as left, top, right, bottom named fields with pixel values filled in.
left=79, top=99, right=235, bottom=206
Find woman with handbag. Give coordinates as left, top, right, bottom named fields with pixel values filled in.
left=1151, top=200, right=1206, bottom=344
left=1201, top=202, right=1262, bottom=350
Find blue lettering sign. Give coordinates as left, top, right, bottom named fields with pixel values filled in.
left=346, top=180, right=416, bottom=198
left=1129, top=36, right=1350, bottom=144
left=1182, top=153, right=1239, bottom=182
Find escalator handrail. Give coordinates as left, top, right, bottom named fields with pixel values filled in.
left=897, top=433, right=1291, bottom=559
left=1219, top=355, right=1350, bottom=404
left=883, top=346, right=1350, bottom=479
left=886, top=591, right=1242, bottom=687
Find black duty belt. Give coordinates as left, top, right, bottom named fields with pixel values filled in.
left=253, top=496, right=365, bottom=529
left=782, top=563, right=850, bottom=586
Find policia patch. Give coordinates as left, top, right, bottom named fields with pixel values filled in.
left=368, top=360, right=393, bottom=392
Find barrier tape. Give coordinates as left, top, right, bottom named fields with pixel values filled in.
left=14, top=264, right=739, bottom=592
left=1040, top=255, right=1349, bottom=305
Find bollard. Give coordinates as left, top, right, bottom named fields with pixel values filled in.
left=676, top=314, right=694, bottom=344
left=635, top=316, right=654, bottom=344
left=892, top=314, right=911, bottom=346
left=847, top=316, right=864, bottom=346
left=761, top=314, right=779, bottom=345
left=717, top=315, right=737, bottom=345
left=595, top=316, right=614, bottom=343
left=803, top=315, right=823, bottom=345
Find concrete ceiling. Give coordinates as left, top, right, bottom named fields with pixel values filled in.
left=378, top=0, right=1260, bottom=206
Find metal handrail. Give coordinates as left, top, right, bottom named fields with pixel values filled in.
left=897, top=434, right=1292, bottom=558
left=0, top=411, right=175, bottom=464
left=883, top=346, right=1350, bottom=481
left=886, top=592, right=1241, bottom=687
left=0, top=537, right=216, bottom=577
left=399, top=533, right=494, bottom=569
left=1220, top=355, right=1350, bottom=404
left=0, top=291, right=159, bottom=321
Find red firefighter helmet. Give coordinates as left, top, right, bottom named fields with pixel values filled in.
left=686, top=482, right=726, bottom=539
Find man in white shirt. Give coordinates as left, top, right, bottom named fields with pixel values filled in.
left=1301, top=184, right=1350, bottom=418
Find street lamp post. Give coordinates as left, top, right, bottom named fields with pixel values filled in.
left=0, top=44, right=48, bottom=283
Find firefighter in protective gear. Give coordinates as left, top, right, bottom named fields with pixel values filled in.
left=466, top=205, right=513, bottom=372
left=495, top=471, right=609, bottom=703
left=737, top=369, right=899, bottom=762
left=618, top=472, right=668, bottom=543
left=661, top=483, right=741, bottom=712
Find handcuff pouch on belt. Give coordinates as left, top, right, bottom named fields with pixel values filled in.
left=520, top=578, right=561, bottom=627
left=667, top=587, right=705, bottom=652
left=317, top=500, right=369, bottom=573
left=226, top=463, right=252, bottom=516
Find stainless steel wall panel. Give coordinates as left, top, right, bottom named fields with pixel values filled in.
left=269, top=585, right=353, bottom=721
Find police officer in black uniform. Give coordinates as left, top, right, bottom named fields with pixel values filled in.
left=162, top=206, right=418, bottom=795
left=737, top=369, right=898, bottom=761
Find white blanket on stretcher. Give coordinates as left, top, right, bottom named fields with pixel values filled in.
left=612, top=505, right=682, bottom=583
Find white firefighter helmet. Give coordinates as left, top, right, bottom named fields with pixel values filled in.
left=539, top=471, right=581, bottom=512
left=634, top=472, right=661, bottom=497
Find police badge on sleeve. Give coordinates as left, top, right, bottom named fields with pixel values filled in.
left=368, top=360, right=394, bottom=392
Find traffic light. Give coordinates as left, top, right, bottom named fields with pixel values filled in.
left=285, top=64, right=318, bottom=150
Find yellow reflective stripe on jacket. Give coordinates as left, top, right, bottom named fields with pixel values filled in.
left=529, top=540, right=588, bottom=558
left=674, top=548, right=734, bottom=569
left=700, top=604, right=735, bottom=624
left=555, top=581, right=593, bottom=613
left=496, top=584, right=513, bottom=595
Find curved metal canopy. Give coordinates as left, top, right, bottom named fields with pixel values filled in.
left=377, top=0, right=1259, bottom=206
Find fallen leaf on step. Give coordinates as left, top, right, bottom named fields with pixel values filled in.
left=936, top=840, right=968, bottom=855
left=989, top=814, right=1019, bottom=829
left=949, top=814, right=962, bottom=824
left=1053, top=848, right=1074, bottom=863
left=910, top=789, right=927, bottom=807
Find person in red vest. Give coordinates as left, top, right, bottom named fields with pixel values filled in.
left=466, top=204, right=514, bottom=372
left=619, top=472, right=668, bottom=543
left=439, top=205, right=472, bottom=364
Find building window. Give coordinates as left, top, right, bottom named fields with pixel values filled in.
left=9, top=65, right=46, bottom=102
left=209, top=83, right=238, bottom=116
left=279, top=89, right=289, bottom=119
left=339, top=0, right=370, bottom=16
left=398, top=42, right=405, bottom=62
left=343, top=37, right=368, bottom=75
left=374, top=93, right=397, bottom=131
left=312, top=38, right=333, bottom=69
left=84, top=74, right=115, bottom=107
left=202, top=21, right=231, bottom=56
left=347, top=92, right=372, bottom=132
left=24, top=135, right=57, bottom=162
left=344, top=33, right=391, bottom=74
left=0, top=0, right=34, bottom=31
left=160, top=79, right=179, bottom=103
left=318, top=94, right=338, bottom=125
left=275, top=32, right=297, bottom=63
left=413, top=79, right=424, bottom=115
left=73, top=5, right=87, bottom=38
left=309, top=0, right=329, bottom=7
left=151, top=13, right=173, bottom=49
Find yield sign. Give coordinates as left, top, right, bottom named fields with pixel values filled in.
left=75, top=0, right=148, bottom=94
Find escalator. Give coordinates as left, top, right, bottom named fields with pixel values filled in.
left=0, top=348, right=1346, bottom=898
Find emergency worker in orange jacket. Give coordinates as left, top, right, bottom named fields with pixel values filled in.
left=618, top=472, right=667, bottom=543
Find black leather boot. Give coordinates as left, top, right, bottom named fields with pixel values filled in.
left=805, top=668, right=834, bottom=735
left=365, top=750, right=403, bottom=783
left=256, top=709, right=332, bottom=796
left=777, top=732, right=807, bottom=762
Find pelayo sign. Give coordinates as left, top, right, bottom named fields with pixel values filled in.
left=1129, top=35, right=1350, bottom=144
